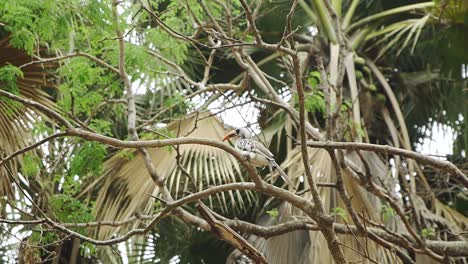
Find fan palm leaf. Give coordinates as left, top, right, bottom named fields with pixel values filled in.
left=0, top=34, right=56, bottom=198
left=229, top=147, right=404, bottom=263
left=90, top=111, right=257, bottom=240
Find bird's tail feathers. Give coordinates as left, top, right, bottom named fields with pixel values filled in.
left=270, top=161, right=292, bottom=187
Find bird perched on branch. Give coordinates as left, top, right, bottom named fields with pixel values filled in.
left=223, top=128, right=290, bottom=186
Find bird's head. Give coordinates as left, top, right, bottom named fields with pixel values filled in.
left=223, top=128, right=251, bottom=141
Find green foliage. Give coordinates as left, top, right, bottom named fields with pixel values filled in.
left=0, top=0, right=466, bottom=262
left=331, top=207, right=348, bottom=221
left=0, top=0, right=75, bottom=53
left=145, top=28, right=188, bottom=65
left=57, top=58, right=106, bottom=115
left=49, top=194, right=94, bottom=231
left=266, top=208, right=279, bottom=218
left=153, top=200, right=163, bottom=212
left=355, top=70, right=364, bottom=80
left=30, top=228, right=58, bottom=249
left=29, top=194, right=95, bottom=257
left=81, top=242, right=96, bottom=258
left=381, top=204, right=395, bottom=222
left=367, top=84, right=377, bottom=91
left=340, top=100, right=352, bottom=112
left=32, top=120, right=53, bottom=135
left=305, top=71, right=326, bottom=114
left=0, top=63, right=24, bottom=114
left=376, top=93, right=386, bottom=102
left=141, top=128, right=176, bottom=153
left=22, top=154, right=40, bottom=177
left=164, top=91, right=194, bottom=111
left=421, top=227, right=436, bottom=239
left=144, top=218, right=231, bottom=263
left=356, top=125, right=366, bottom=139
left=0, top=1, right=39, bottom=53
left=351, top=121, right=366, bottom=138
left=307, top=71, right=321, bottom=89
left=90, top=119, right=113, bottom=136
left=140, top=127, right=176, bottom=139
left=0, top=64, right=23, bottom=91
left=344, top=119, right=366, bottom=141
left=354, top=56, right=365, bottom=65
left=141, top=1, right=205, bottom=64
left=116, top=149, right=136, bottom=161
left=70, top=141, right=106, bottom=177
left=45, top=194, right=97, bottom=257
left=304, top=92, right=326, bottom=114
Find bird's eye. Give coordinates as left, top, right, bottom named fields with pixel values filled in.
left=235, top=128, right=240, bottom=134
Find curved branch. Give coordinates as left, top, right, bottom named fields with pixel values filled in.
left=228, top=219, right=468, bottom=258
left=4, top=215, right=467, bottom=257
left=0, top=132, right=69, bottom=167
left=305, top=141, right=468, bottom=189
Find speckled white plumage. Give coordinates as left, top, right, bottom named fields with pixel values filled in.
left=228, top=128, right=290, bottom=184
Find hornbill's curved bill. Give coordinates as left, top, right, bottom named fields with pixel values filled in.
left=223, top=128, right=290, bottom=186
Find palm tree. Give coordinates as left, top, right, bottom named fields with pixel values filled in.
left=1, top=0, right=466, bottom=263
left=86, top=1, right=467, bottom=263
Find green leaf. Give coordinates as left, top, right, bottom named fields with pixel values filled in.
left=307, top=71, right=321, bottom=90
left=22, top=154, right=40, bottom=177
left=0, top=64, right=24, bottom=91
left=381, top=204, right=395, bottom=222
left=81, top=242, right=96, bottom=258
left=70, top=141, right=107, bottom=177
left=355, top=70, right=364, bottom=80
left=308, top=78, right=318, bottom=89
left=305, top=94, right=326, bottom=114
left=309, top=71, right=321, bottom=80
left=340, top=100, right=352, bottom=112
left=49, top=194, right=94, bottom=234
left=116, top=149, right=136, bottom=161
left=331, top=207, right=348, bottom=221
left=90, top=119, right=113, bottom=136
left=421, top=227, right=435, bottom=239
left=266, top=208, right=279, bottom=218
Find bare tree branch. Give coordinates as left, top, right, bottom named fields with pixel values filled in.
left=305, top=141, right=468, bottom=189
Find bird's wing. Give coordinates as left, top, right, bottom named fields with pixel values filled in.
left=271, top=160, right=288, bottom=179
left=252, top=140, right=274, bottom=159
left=236, top=139, right=251, bottom=151
left=234, top=139, right=243, bottom=151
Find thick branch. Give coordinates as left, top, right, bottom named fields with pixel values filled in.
left=291, top=19, right=347, bottom=262
left=4, top=216, right=467, bottom=257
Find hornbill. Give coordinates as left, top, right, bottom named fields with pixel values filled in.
left=223, top=128, right=290, bottom=185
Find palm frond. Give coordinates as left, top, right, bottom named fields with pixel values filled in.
left=432, top=198, right=468, bottom=230
left=91, top=112, right=257, bottom=239
left=229, top=147, right=403, bottom=263
left=0, top=34, right=56, bottom=198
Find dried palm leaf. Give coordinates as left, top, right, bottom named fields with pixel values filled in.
left=92, top=112, right=257, bottom=239
left=432, top=198, right=467, bottom=231
left=345, top=52, right=361, bottom=137
left=229, top=147, right=404, bottom=264
left=0, top=34, right=56, bottom=198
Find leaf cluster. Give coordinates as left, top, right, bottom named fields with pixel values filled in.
left=70, top=141, right=107, bottom=178
left=305, top=71, right=326, bottom=114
